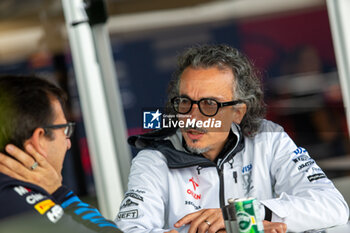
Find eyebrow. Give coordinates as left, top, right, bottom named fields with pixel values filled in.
left=179, top=94, right=226, bottom=101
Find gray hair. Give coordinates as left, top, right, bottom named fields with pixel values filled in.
left=166, top=44, right=266, bottom=137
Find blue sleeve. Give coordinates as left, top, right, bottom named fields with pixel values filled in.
left=52, top=186, right=121, bottom=233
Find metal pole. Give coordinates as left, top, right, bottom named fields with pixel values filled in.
left=61, top=0, right=124, bottom=219
left=91, top=24, right=131, bottom=190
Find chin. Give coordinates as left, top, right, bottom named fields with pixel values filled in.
left=184, top=137, right=200, bottom=147
left=185, top=141, right=211, bottom=154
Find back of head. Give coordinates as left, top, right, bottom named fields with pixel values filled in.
left=0, top=75, right=66, bottom=153
left=167, top=44, right=266, bottom=137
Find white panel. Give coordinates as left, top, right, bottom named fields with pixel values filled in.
left=61, top=0, right=124, bottom=219
left=327, top=0, right=350, bottom=136
left=91, top=25, right=131, bottom=190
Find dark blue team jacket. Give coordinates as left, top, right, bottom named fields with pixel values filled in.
left=0, top=173, right=122, bottom=233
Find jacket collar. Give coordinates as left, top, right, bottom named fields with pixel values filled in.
left=0, top=172, right=49, bottom=195
left=128, top=124, right=244, bottom=169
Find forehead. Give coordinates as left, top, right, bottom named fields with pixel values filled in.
left=179, top=67, right=234, bottom=100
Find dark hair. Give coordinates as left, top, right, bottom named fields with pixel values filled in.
left=166, top=44, right=266, bottom=137
left=0, top=75, right=67, bottom=153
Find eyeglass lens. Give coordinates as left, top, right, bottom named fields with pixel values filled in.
left=42, top=122, right=75, bottom=138
left=174, top=97, right=218, bottom=116
left=64, top=126, right=70, bottom=137
left=64, top=124, right=74, bottom=138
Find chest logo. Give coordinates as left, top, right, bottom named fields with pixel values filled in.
left=242, top=164, right=254, bottom=196
left=189, top=177, right=199, bottom=191
left=187, top=177, right=201, bottom=200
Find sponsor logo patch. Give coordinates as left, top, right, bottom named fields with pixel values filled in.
left=298, top=160, right=315, bottom=170
left=13, top=186, right=30, bottom=196
left=292, top=155, right=310, bottom=163
left=129, top=189, right=146, bottom=194
left=26, top=193, right=45, bottom=205
left=307, top=173, right=326, bottom=182
left=293, top=147, right=307, bottom=156
left=242, top=164, right=253, bottom=173
left=120, top=198, right=139, bottom=209
left=46, top=205, right=64, bottom=223
left=118, top=209, right=138, bottom=219
left=34, top=199, right=56, bottom=215
left=185, top=201, right=201, bottom=210
left=312, top=167, right=323, bottom=172
left=125, top=192, right=144, bottom=202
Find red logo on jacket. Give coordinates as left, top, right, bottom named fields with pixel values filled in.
left=187, top=177, right=201, bottom=200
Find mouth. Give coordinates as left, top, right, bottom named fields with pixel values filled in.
left=185, top=129, right=206, bottom=141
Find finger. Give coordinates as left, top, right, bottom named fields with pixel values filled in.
left=200, top=212, right=225, bottom=233
left=0, top=162, right=27, bottom=181
left=277, top=223, right=287, bottom=233
left=187, top=210, right=213, bottom=233
left=283, top=224, right=287, bottom=233
left=0, top=151, right=44, bottom=184
left=263, top=221, right=287, bottom=233
left=194, top=208, right=225, bottom=233
left=0, top=152, right=32, bottom=176
left=216, top=230, right=226, bottom=233
left=206, top=217, right=225, bottom=233
left=175, top=210, right=204, bottom=227
left=5, top=144, right=36, bottom=169
left=24, top=144, right=47, bottom=165
left=197, top=220, right=210, bottom=233
left=198, top=220, right=225, bottom=233
left=270, top=223, right=286, bottom=233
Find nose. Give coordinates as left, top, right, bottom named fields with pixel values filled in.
left=67, top=138, right=72, bottom=150
left=189, top=103, right=202, bottom=119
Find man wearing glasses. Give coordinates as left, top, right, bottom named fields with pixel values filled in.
left=115, top=44, right=348, bottom=233
left=0, top=75, right=121, bottom=232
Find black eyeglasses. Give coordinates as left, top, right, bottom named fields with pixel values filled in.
left=171, top=96, right=244, bottom=117
left=42, top=122, right=75, bottom=138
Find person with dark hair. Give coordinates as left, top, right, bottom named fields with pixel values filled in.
left=115, top=44, right=348, bottom=233
left=0, top=75, right=122, bottom=233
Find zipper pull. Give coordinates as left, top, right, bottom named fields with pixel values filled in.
left=233, top=171, right=237, bottom=183
left=228, top=159, right=234, bottom=169
left=196, top=166, right=202, bottom=175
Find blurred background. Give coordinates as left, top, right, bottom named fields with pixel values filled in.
left=1, top=0, right=349, bottom=215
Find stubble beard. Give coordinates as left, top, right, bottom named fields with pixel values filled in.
left=182, top=126, right=211, bottom=154
left=186, top=139, right=211, bottom=155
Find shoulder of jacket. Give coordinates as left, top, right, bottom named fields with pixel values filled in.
left=258, top=119, right=285, bottom=133
left=133, top=149, right=168, bottom=166
left=245, top=119, right=287, bottom=146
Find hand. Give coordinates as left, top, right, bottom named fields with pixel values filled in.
left=174, top=208, right=225, bottom=233
left=165, top=230, right=179, bottom=233
left=0, top=144, right=62, bottom=194
left=263, top=220, right=287, bottom=233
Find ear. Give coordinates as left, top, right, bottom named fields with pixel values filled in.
left=233, top=103, right=247, bottom=124
left=24, top=128, right=48, bottom=158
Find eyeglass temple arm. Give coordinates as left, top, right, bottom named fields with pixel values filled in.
left=220, top=100, right=245, bottom=107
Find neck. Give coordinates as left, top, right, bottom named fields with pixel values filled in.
left=202, top=138, right=228, bottom=162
